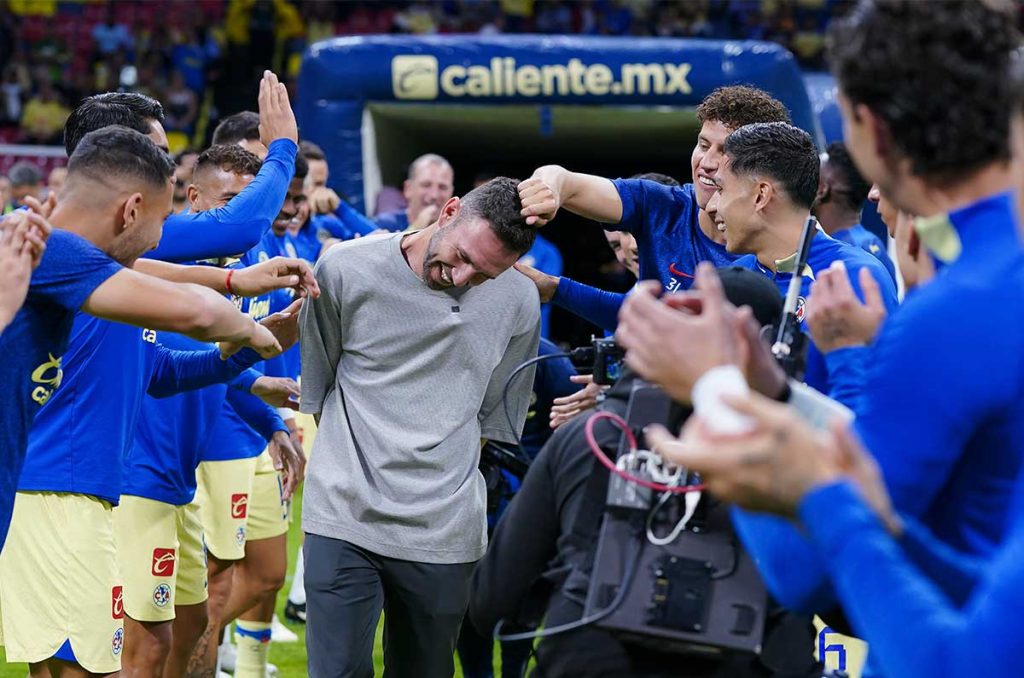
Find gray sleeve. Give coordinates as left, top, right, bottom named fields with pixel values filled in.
left=299, top=258, right=343, bottom=415
left=478, top=318, right=542, bottom=444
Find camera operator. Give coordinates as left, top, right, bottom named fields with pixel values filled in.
left=470, top=267, right=827, bottom=677
left=616, top=5, right=1024, bottom=676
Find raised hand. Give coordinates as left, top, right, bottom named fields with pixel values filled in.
left=251, top=376, right=301, bottom=409
left=806, top=260, right=887, bottom=352
left=513, top=262, right=559, bottom=303
left=258, top=70, right=299, bottom=147
left=230, top=257, right=320, bottom=299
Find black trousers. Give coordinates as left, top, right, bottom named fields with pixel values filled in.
left=304, top=534, right=477, bottom=678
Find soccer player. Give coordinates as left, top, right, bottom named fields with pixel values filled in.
left=185, top=151, right=311, bottom=678
left=115, top=143, right=308, bottom=678
left=298, top=141, right=378, bottom=255
left=300, top=177, right=540, bottom=677
left=63, top=70, right=299, bottom=264
left=814, top=141, right=896, bottom=281
left=374, top=153, right=455, bottom=232
left=705, top=121, right=898, bottom=396
left=618, top=4, right=1024, bottom=675
left=0, top=126, right=286, bottom=676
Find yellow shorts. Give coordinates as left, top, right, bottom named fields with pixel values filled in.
left=0, top=492, right=123, bottom=674
left=114, top=496, right=208, bottom=623
left=193, top=457, right=258, bottom=561
left=247, top=450, right=289, bottom=541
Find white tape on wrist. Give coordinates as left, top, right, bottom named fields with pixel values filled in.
left=691, top=365, right=755, bottom=434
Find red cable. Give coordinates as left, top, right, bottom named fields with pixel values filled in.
left=584, top=411, right=706, bottom=494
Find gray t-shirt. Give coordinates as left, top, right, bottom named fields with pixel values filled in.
left=299, top=233, right=541, bottom=563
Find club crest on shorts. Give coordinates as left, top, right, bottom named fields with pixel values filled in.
left=111, top=628, right=124, bottom=656
left=231, top=493, right=249, bottom=519
left=111, top=586, right=124, bottom=620
left=236, top=524, right=247, bottom=546
left=153, top=583, right=172, bottom=608
left=795, top=296, right=807, bottom=322
left=152, top=547, right=176, bottom=577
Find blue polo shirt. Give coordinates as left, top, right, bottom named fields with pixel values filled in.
left=0, top=230, right=121, bottom=546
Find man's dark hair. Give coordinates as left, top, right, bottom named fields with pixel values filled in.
left=458, top=177, right=535, bottom=255
left=299, top=140, right=326, bottom=161
left=696, top=85, right=792, bottom=129
left=631, top=171, right=679, bottom=186
left=64, top=92, right=164, bottom=155
left=294, top=153, right=309, bottom=181
left=824, top=142, right=870, bottom=213
left=8, top=162, right=43, bottom=187
left=193, top=144, right=263, bottom=181
left=69, top=125, right=175, bottom=190
left=828, top=0, right=1019, bottom=181
left=212, top=111, right=261, bottom=146
left=724, top=122, right=819, bottom=210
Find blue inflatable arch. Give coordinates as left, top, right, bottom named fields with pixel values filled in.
left=297, top=35, right=822, bottom=213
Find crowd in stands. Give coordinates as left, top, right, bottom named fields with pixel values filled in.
left=0, top=0, right=863, bottom=156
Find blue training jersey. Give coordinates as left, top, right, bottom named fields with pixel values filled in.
left=731, top=193, right=1024, bottom=658
left=0, top=230, right=121, bottom=546
left=612, top=179, right=738, bottom=292
left=21, top=314, right=262, bottom=504
left=145, top=138, right=297, bottom=262
left=201, top=236, right=289, bottom=463
left=733, top=228, right=899, bottom=396
left=832, top=222, right=897, bottom=283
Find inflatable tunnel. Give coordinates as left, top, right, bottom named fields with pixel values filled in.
left=297, top=35, right=822, bottom=214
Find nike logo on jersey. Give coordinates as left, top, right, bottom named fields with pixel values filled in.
left=668, top=263, right=695, bottom=279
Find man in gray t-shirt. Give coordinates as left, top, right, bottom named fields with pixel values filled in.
left=299, top=177, right=541, bottom=678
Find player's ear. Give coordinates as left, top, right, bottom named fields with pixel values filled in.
left=186, top=184, right=200, bottom=209
left=754, top=181, right=772, bottom=212
left=120, top=192, right=144, bottom=232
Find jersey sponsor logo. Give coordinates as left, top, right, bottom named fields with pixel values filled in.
left=231, top=493, right=249, bottom=519
left=152, top=548, right=176, bottom=577
left=111, top=586, right=124, bottom=619
left=868, top=243, right=881, bottom=254
left=141, top=328, right=157, bottom=344
left=153, top=583, right=172, bottom=608
left=31, top=353, right=63, bottom=405
left=795, top=296, right=807, bottom=323
left=111, top=628, right=124, bottom=656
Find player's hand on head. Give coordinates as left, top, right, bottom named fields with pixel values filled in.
left=257, top=70, right=299, bottom=146
left=513, top=262, right=559, bottom=303
left=269, top=429, right=305, bottom=500
left=806, top=260, right=887, bottom=353
left=233, top=257, right=320, bottom=298
left=518, top=176, right=561, bottom=227
left=616, top=264, right=740, bottom=404
left=251, top=376, right=301, bottom=409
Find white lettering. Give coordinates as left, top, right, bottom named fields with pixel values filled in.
left=585, top=64, right=613, bottom=95
left=516, top=65, right=541, bottom=97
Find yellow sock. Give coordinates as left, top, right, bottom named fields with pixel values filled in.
left=235, top=620, right=272, bottom=678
